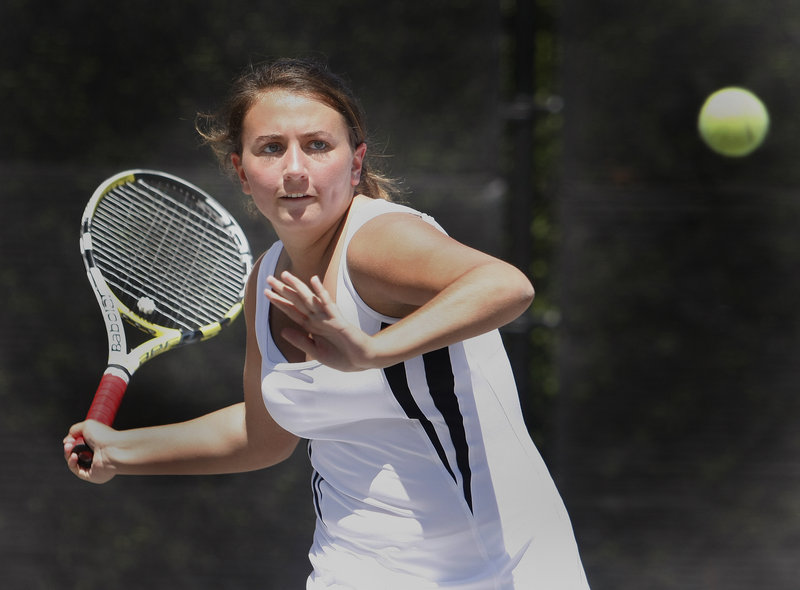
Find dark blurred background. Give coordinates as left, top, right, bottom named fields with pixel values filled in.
left=2, top=1, right=799, bottom=588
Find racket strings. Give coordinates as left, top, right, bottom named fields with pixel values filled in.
left=99, top=182, right=243, bottom=307
left=93, top=198, right=242, bottom=327
left=90, top=178, right=248, bottom=330
left=105, top=184, right=245, bottom=296
left=128, top=180, right=247, bottom=280
left=92, top=217, right=240, bottom=328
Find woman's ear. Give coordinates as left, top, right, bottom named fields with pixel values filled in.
left=231, top=153, right=252, bottom=195
left=351, top=143, right=367, bottom=186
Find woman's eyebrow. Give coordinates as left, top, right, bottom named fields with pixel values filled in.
left=254, top=133, right=283, bottom=142
left=254, top=131, right=335, bottom=142
left=301, top=130, right=335, bottom=139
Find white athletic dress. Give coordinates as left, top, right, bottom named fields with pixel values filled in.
left=255, top=198, right=589, bottom=589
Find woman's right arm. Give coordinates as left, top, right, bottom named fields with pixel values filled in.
left=63, top=256, right=300, bottom=484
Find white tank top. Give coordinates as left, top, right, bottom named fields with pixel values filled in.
left=255, top=198, right=588, bottom=589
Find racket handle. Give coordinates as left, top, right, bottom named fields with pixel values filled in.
left=73, top=371, right=129, bottom=468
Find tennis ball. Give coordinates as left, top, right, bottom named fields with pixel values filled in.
left=698, top=87, right=769, bottom=157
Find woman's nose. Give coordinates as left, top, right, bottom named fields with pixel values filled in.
left=283, top=144, right=307, bottom=180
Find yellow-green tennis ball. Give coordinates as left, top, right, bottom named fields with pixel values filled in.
left=698, top=87, right=769, bottom=157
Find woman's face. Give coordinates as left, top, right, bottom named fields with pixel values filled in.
left=231, top=90, right=365, bottom=237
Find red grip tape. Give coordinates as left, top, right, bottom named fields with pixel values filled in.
left=85, top=373, right=128, bottom=426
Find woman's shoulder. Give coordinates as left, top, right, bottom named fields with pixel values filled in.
left=347, top=196, right=441, bottom=240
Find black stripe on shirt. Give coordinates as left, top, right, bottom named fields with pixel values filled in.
left=383, top=360, right=458, bottom=484
left=308, top=443, right=324, bottom=522
left=311, top=470, right=324, bottom=522
left=381, top=329, right=473, bottom=513
left=423, top=346, right=473, bottom=513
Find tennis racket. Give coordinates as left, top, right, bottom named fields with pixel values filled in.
left=73, top=169, right=252, bottom=468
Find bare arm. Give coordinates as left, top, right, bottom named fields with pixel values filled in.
left=265, top=212, right=534, bottom=370
left=351, top=213, right=534, bottom=365
left=64, top=258, right=300, bottom=483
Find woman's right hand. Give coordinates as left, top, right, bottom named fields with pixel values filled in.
left=63, top=420, right=118, bottom=484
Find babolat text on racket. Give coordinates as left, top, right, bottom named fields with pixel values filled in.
left=73, top=169, right=252, bottom=468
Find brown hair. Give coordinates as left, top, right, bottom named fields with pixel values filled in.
left=197, top=57, right=398, bottom=201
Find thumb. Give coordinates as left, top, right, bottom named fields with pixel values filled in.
left=280, top=327, right=318, bottom=357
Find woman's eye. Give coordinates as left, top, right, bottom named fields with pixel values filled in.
left=309, top=140, right=328, bottom=151
left=262, top=143, right=282, bottom=154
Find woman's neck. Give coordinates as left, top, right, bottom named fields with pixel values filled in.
left=275, top=202, right=352, bottom=283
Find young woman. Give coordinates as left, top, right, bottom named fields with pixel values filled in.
left=64, top=58, right=589, bottom=589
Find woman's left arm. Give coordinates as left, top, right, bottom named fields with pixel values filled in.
left=351, top=212, right=534, bottom=364
left=265, top=212, right=533, bottom=371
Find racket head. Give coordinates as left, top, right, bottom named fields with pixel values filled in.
left=80, top=169, right=253, bottom=371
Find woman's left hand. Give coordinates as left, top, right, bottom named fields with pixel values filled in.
left=265, top=272, right=379, bottom=371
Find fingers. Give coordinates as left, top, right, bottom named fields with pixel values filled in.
left=63, top=422, right=116, bottom=484
left=265, top=272, right=333, bottom=324
left=67, top=421, right=86, bottom=439
left=279, top=326, right=318, bottom=358
left=64, top=433, right=90, bottom=480
left=309, top=275, right=334, bottom=308
left=65, top=449, right=86, bottom=477
left=63, top=422, right=84, bottom=455
left=264, top=288, right=308, bottom=326
left=64, top=422, right=89, bottom=474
